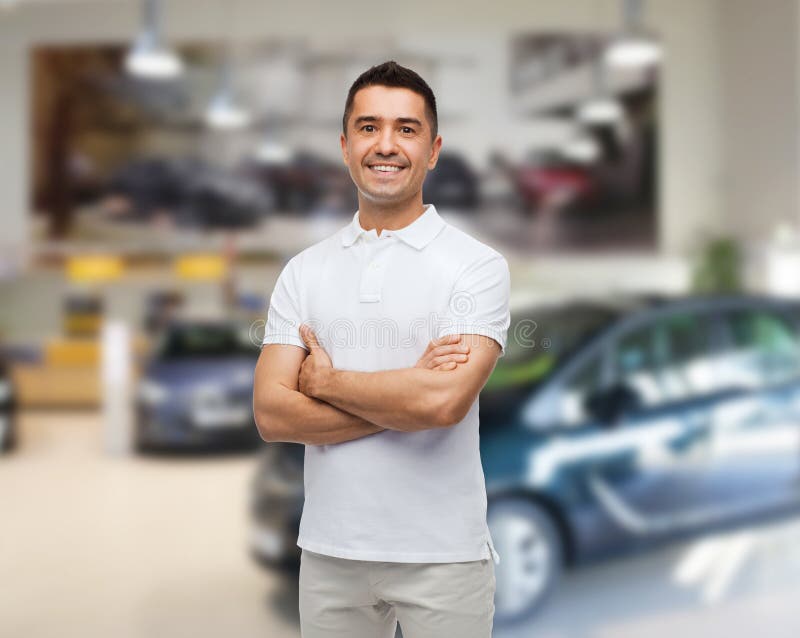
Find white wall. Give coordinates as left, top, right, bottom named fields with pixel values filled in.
left=0, top=0, right=735, bottom=284
left=0, top=30, right=30, bottom=270
left=719, top=0, right=800, bottom=246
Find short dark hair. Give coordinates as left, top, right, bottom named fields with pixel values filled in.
left=342, top=61, right=438, bottom=139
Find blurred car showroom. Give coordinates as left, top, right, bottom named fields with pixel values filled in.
left=2, top=0, right=800, bottom=637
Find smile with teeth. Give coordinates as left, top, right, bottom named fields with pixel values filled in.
left=369, top=164, right=405, bottom=173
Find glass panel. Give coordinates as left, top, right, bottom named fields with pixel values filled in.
left=615, top=324, right=665, bottom=407
left=158, top=324, right=258, bottom=359
left=718, top=309, right=800, bottom=388
left=658, top=312, right=716, bottom=398
left=560, top=353, right=604, bottom=426
left=488, top=303, right=617, bottom=395
left=614, top=312, right=716, bottom=408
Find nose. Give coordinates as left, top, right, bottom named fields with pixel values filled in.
left=374, top=127, right=399, bottom=157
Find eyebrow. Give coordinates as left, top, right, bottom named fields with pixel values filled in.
left=353, top=115, right=424, bottom=128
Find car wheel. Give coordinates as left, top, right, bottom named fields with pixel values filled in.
left=133, top=423, right=153, bottom=454
left=488, top=497, right=563, bottom=624
left=0, top=412, right=15, bottom=453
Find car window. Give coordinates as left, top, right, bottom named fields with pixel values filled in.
left=613, top=312, right=715, bottom=408
left=657, top=312, right=717, bottom=397
left=503, top=304, right=617, bottom=365
left=615, top=323, right=664, bottom=407
left=559, top=351, right=605, bottom=426
left=486, top=303, right=617, bottom=394
left=717, top=309, right=800, bottom=388
left=157, top=324, right=258, bottom=359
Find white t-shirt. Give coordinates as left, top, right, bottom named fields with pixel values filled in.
left=262, top=204, right=510, bottom=563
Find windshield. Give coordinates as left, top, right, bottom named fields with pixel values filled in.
left=486, top=303, right=618, bottom=392
left=157, top=324, right=257, bottom=359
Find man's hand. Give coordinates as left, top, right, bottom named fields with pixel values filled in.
left=415, top=334, right=470, bottom=371
left=303, top=334, right=499, bottom=432
left=298, top=328, right=470, bottom=398
left=298, top=324, right=333, bottom=397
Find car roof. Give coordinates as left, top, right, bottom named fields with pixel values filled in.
left=513, top=292, right=800, bottom=322
left=164, top=319, right=247, bottom=333
left=617, top=292, right=800, bottom=314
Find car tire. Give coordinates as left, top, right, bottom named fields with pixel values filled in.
left=133, top=423, right=153, bottom=454
left=488, top=496, right=564, bottom=625
left=0, top=412, right=16, bottom=453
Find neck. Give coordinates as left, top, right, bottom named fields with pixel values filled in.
left=357, top=193, right=426, bottom=235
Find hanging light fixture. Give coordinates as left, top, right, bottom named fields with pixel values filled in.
left=605, top=0, right=662, bottom=69
left=254, top=130, right=291, bottom=164
left=125, top=0, right=183, bottom=80
left=577, top=55, right=624, bottom=125
left=204, top=0, right=251, bottom=131
left=205, top=57, right=252, bottom=130
left=578, top=98, right=623, bottom=124
left=254, top=141, right=291, bottom=164
left=561, top=135, right=601, bottom=163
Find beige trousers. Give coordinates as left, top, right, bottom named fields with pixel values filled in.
left=299, top=549, right=496, bottom=638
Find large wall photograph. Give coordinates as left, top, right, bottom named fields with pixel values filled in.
left=30, top=33, right=659, bottom=257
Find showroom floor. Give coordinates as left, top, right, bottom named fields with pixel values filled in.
left=0, top=411, right=298, bottom=638
left=2, top=412, right=800, bottom=638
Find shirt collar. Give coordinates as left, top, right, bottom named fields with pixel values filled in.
left=340, top=204, right=445, bottom=250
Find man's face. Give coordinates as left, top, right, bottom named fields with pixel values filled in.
left=341, top=85, right=442, bottom=207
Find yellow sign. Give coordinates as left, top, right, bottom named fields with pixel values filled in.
left=175, top=254, right=227, bottom=280
left=66, top=255, right=124, bottom=282
left=45, top=338, right=100, bottom=366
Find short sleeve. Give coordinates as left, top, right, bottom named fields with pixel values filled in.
left=262, top=258, right=308, bottom=351
left=439, top=252, right=511, bottom=357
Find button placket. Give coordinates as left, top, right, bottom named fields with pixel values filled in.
left=359, top=237, right=390, bottom=303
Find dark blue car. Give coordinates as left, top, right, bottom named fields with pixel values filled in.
left=135, top=320, right=262, bottom=452
left=250, top=294, right=800, bottom=624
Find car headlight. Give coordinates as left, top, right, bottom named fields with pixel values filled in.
left=138, top=379, right=169, bottom=405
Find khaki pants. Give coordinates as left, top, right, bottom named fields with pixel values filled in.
left=299, top=549, right=496, bottom=638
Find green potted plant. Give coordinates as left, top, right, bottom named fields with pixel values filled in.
left=691, top=237, right=743, bottom=294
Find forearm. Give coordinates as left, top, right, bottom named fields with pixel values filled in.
left=310, top=367, right=454, bottom=432
left=255, top=385, right=384, bottom=445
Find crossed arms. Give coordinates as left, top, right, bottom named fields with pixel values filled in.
left=253, top=328, right=501, bottom=445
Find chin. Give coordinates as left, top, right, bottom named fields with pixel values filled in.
left=358, top=187, right=408, bottom=203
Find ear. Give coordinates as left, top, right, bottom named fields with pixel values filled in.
left=427, top=134, right=443, bottom=170
left=340, top=132, right=349, bottom=166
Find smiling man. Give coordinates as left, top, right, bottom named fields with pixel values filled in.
left=253, top=61, right=510, bottom=638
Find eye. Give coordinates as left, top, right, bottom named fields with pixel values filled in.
left=361, top=125, right=376, bottom=133
left=401, top=126, right=415, bottom=134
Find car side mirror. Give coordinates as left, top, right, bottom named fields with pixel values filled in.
left=584, top=383, right=642, bottom=426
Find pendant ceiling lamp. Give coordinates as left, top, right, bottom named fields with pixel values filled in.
left=577, top=57, right=623, bottom=125
left=562, top=135, right=600, bottom=163
left=205, top=58, right=252, bottom=130
left=254, top=137, right=291, bottom=165
left=204, top=0, right=251, bottom=131
left=125, top=0, right=183, bottom=80
left=605, top=0, right=662, bottom=69
left=578, top=98, right=623, bottom=124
